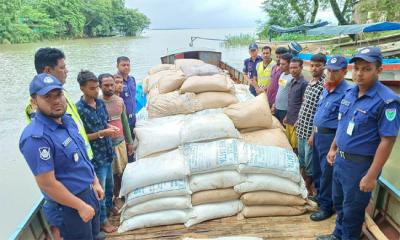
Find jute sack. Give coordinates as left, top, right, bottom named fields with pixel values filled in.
left=181, top=113, right=239, bottom=144
left=189, top=171, right=243, bottom=192
left=238, top=116, right=284, bottom=133
left=118, top=209, right=188, bottom=233
left=185, top=200, right=242, bottom=227
left=241, top=129, right=292, bottom=150
left=197, top=92, right=238, bottom=109
left=121, top=196, right=192, bottom=221
left=181, top=63, right=221, bottom=77
left=180, top=74, right=233, bottom=93
left=191, top=188, right=240, bottom=206
left=238, top=205, right=306, bottom=218
left=120, top=150, right=189, bottom=195
left=125, top=179, right=191, bottom=207
left=147, top=91, right=202, bottom=118
left=234, top=174, right=308, bottom=198
left=224, top=92, right=272, bottom=129
left=158, top=70, right=186, bottom=94
left=144, top=70, right=177, bottom=93
left=148, top=64, right=175, bottom=75
left=175, top=59, right=204, bottom=70
left=240, top=191, right=306, bottom=206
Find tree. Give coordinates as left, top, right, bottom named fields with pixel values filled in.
left=329, top=0, right=353, bottom=25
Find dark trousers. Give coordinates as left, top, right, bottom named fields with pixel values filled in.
left=59, top=187, right=100, bottom=240
left=128, top=123, right=135, bottom=163
left=332, top=155, right=372, bottom=240
left=312, top=132, right=335, bottom=213
left=274, top=109, right=287, bottom=125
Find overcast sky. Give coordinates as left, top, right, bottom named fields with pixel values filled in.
left=126, top=0, right=337, bottom=29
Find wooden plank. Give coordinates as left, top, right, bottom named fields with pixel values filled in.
left=107, top=213, right=336, bottom=240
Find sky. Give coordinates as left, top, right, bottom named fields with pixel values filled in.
left=126, top=0, right=338, bottom=29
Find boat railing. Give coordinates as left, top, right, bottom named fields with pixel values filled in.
left=219, top=61, right=244, bottom=84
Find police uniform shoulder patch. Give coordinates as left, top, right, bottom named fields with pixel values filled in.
left=39, top=147, right=51, bottom=160
left=385, top=108, right=397, bottom=121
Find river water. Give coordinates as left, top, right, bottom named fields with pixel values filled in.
left=0, top=28, right=398, bottom=239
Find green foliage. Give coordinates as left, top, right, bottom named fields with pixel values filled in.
left=0, top=0, right=150, bottom=44
left=224, top=34, right=256, bottom=47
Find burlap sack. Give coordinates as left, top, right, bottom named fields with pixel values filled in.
left=224, top=92, right=272, bottom=129
left=147, top=91, right=201, bottom=118
left=158, top=71, right=186, bottom=94
left=241, top=129, right=292, bottom=150
left=148, top=64, right=175, bottom=75
left=240, top=191, right=306, bottom=206
left=175, top=59, right=204, bottom=70
left=197, top=92, right=238, bottom=109
left=271, top=116, right=285, bottom=130
left=191, top=188, right=240, bottom=206
left=239, top=205, right=306, bottom=218
left=144, top=70, right=177, bottom=93
left=180, top=74, right=233, bottom=93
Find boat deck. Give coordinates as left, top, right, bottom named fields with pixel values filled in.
left=107, top=213, right=336, bottom=240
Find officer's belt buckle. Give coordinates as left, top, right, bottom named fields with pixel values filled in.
left=339, top=150, right=345, bottom=159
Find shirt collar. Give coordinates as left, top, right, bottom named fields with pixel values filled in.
left=333, top=80, right=348, bottom=93
left=249, top=56, right=262, bottom=63
left=351, top=80, right=379, bottom=98
left=80, top=96, right=101, bottom=110
left=35, top=111, right=69, bottom=131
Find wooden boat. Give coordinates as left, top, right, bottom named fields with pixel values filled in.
left=11, top=50, right=400, bottom=240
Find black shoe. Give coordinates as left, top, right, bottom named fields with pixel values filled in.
left=316, top=234, right=339, bottom=240
left=308, top=195, right=319, bottom=206
left=310, top=210, right=333, bottom=221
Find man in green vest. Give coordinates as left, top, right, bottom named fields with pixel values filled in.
left=255, top=45, right=276, bottom=95
left=24, top=48, right=99, bottom=239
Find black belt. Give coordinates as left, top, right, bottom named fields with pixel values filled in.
left=338, top=150, right=373, bottom=162
left=314, top=127, right=336, bottom=134
left=76, top=185, right=93, bottom=197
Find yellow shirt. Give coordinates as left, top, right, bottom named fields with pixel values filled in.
left=24, top=92, right=94, bottom=160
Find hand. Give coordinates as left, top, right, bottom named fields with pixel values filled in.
left=77, top=203, right=95, bottom=223
left=100, top=128, right=118, bottom=137
left=255, top=87, right=264, bottom=95
left=327, top=148, right=337, bottom=166
left=271, top=104, right=276, bottom=115
left=307, top=135, right=313, bottom=147
left=359, top=175, right=376, bottom=192
left=127, top=144, right=134, bottom=156
left=283, top=116, right=287, bottom=125
left=93, top=181, right=104, bottom=200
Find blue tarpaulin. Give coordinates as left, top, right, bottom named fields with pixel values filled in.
left=307, top=22, right=400, bottom=36
left=268, top=21, right=329, bottom=41
left=135, top=83, right=146, bottom=112
left=298, top=53, right=400, bottom=64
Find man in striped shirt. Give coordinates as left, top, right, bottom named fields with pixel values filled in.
left=296, top=54, right=327, bottom=196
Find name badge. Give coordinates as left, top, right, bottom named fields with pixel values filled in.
left=346, top=119, right=355, bottom=136
left=74, top=152, right=79, bottom=162
left=62, top=137, right=72, bottom=147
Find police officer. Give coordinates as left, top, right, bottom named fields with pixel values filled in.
left=317, top=47, right=400, bottom=240
left=311, top=56, right=350, bottom=222
left=19, top=73, right=104, bottom=240
left=243, top=43, right=263, bottom=96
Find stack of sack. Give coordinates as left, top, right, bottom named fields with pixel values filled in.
left=118, top=59, right=309, bottom=233
left=143, top=59, right=238, bottom=118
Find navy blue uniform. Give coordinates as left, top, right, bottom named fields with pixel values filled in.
left=243, top=55, right=262, bottom=96
left=333, top=81, right=400, bottom=239
left=20, top=112, right=100, bottom=240
left=312, top=80, right=350, bottom=214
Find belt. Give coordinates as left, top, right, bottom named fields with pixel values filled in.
left=76, top=185, right=93, bottom=197
left=338, top=150, right=374, bottom=162
left=314, top=127, right=336, bottom=134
